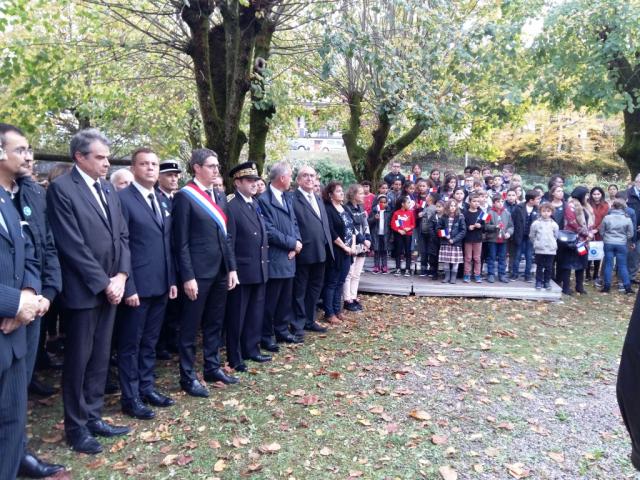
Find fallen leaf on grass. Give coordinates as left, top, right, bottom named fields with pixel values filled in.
left=233, top=437, right=250, bottom=448
left=110, top=439, right=126, bottom=453
left=214, top=459, right=227, bottom=472
left=87, top=458, right=107, bottom=469
left=209, top=439, right=221, bottom=449
left=242, top=463, right=263, bottom=475
left=289, top=389, right=305, bottom=397
left=547, top=452, right=564, bottom=463
left=298, top=395, right=320, bottom=406
left=140, top=431, right=161, bottom=443
left=258, top=442, right=281, bottom=454
left=41, top=432, right=63, bottom=444
left=348, top=470, right=364, bottom=478
left=506, top=463, right=530, bottom=479
left=319, top=447, right=332, bottom=456
left=473, top=464, right=484, bottom=473
left=496, top=422, right=514, bottom=431
left=431, top=435, right=448, bottom=445
left=408, top=409, right=431, bottom=421
left=439, top=465, right=457, bottom=480
left=369, top=405, right=384, bottom=414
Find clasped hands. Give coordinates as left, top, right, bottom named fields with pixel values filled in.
left=0, top=289, right=47, bottom=335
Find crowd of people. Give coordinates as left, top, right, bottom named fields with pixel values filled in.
left=1, top=122, right=639, bottom=479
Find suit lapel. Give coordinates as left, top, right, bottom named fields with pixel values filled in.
left=0, top=191, right=15, bottom=243
left=71, top=168, right=111, bottom=232
left=130, top=185, right=162, bottom=229
left=237, top=197, right=260, bottom=229
left=296, top=190, right=321, bottom=221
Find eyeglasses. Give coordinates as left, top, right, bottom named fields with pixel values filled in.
left=299, top=173, right=315, bottom=178
left=12, top=147, right=33, bottom=156
left=203, top=163, right=220, bottom=170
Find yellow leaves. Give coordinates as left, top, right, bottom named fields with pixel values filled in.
left=438, top=465, right=458, bottom=480
left=408, top=409, right=431, bottom=421
left=110, top=439, right=126, bottom=453
left=547, top=451, right=564, bottom=463
left=232, top=436, right=249, bottom=448
left=258, top=442, right=281, bottom=454
left=214, top=459, right=227, bottom=472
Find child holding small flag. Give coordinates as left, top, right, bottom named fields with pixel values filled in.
left=463, top=193, right=486, bottom=282
left=529, top=203, right=558, bottom=290
left=390, top=196, right=416, bottom=276
left=438, top=199, right=466, bottom=283
left=485, top=194, right=514, bottom=283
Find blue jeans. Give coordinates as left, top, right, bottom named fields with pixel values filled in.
left=486, top=242, right=507, bottom=276
left=323, top=256, right=352, bottom=316
left=511, top=238, right=533, bottom=278
left=603, top=243, right=630, bottom=288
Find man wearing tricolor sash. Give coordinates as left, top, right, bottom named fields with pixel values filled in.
left=172, top=149, right=239, bottom=398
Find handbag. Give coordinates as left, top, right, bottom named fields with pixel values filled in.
left=557, top=229, right=578, bottom=249
left=588, top=240, right=604, bottom=261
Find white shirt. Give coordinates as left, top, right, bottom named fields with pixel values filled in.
left=76, top=165, right=107, bottom=217
left=270, top=184, right=285, bottom=208
left=132, top=181, right=160, bottom=214
left=158, top=187, right=174, bottom=200
left=193, top=178, right=215, bottom=203
left=237, top=191, right=253, bottom=204
left=378, top=209, right=385, bottom=235
left=298, top=187, right=319, bottom=216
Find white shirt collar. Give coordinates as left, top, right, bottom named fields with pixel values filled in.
left=132, top=180, right=154, bottom=199
left=270, top=184, right=284, bottom=203
left=76, top=165, right=100, bottom=189
left=298, top=186, right=314, bottom=198
left=193, top=177, right=211, bottom=192
left=237, top=191, right=253, bottom=203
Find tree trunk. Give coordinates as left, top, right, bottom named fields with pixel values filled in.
left=619, top=109, right=640, bottom=178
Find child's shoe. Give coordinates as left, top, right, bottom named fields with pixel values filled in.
left=372, top=266, right=380, bottom=274
left=404, top=270, right=411, bottom=277
left=487, top=274, right=495, bottom=283
left=535, top=281, right=542, bottom=290
left=474, top=275, right=483, bottom=283
left=381, top=266, right=389, bottom=274
left=463, top=275, right=471, bottom=283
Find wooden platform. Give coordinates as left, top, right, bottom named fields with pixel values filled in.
left=358, top=272, right=562, bottom=301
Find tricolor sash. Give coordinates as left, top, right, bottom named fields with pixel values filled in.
left=181, top=183, right=227, bottom=236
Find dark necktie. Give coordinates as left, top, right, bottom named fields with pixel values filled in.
left=93, top=181, right=111, bottom=225
left=205, top=189, right=216, bottom=204
left=148, top=192, right=163, bottom=224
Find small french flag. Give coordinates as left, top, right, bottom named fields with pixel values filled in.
left=395, top=218, right=404, bottom=228
left=478, top=210, right=491, bottom=222
left=437, top=228, right=448, bottom=238
left=502, top=191, right=507, bottom=200
left=577, top=242, right=588, bottom=256
left=429, top=187, right=438, bottom=193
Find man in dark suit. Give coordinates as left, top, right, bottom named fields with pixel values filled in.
left=47, top=128, right=131, bottom=455
left=156, top=159, right=182, bottom=359
left=117, top=148, right=177, bottom=420
left=291, top=166, right=334, bottom=336
left=224, top=162, right=270, bottom=372
left=0, top=134, right=42, bottom=480
left=172, top=148, right=238, bottom=398
left=0, top=123, right=65, bottom=478
left=257, top=162, right=302, bottom=348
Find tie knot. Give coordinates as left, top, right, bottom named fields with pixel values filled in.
left=148, top=193, right=154, bottom=200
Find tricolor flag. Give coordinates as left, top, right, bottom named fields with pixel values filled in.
left=577, top=242, right=588, bottom=256
left=478, top=210, right=492, bottom=222
left=437, top=228, right=448, bottom=238
left=429, top=187, right=438, bottom=193
left=395, top=218, right=404, bottom=228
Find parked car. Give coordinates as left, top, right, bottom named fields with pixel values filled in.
left=317, top=138, right=345, bottom=152
left=289, top=138, right=312, bottom=151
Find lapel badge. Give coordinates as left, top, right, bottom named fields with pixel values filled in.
left=23, top=206, right=32, bottom=217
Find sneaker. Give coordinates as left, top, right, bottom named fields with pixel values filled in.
left=372, top=266, right=380, bottom=274
left=535, top=282, right=542, bottom=290
left=419, top=270, right=427, bottom=277
left=499, top=275, right=510, bottom=283
left=487, top=274, right=495, bottom=283
left=510, top=275, right=518, bottom=282
left=524, top=275, right=533, bottom=283
left=463, top=275, right=471, bottom=283
left=594, top=278, right=602, bottom=288
left=474, top=275, right=483, bottom=283
left=353, top=300, right=364, bottom=311
left=394, top=269, right=401, bottom=276
left=544, top=282, right=551, bottom=290
left=343, top=301, right=359, bottom=312
left=601, top=286, right=611, bottom=293
left=404, top=270, right=410, bottom=277
left=626, top=288, right=636, bottom=295
left=381, top=266, right=389, bottom=274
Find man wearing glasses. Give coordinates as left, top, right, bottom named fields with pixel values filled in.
left=172, top=149, right=239, bottom=398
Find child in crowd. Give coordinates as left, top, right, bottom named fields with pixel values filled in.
left=438, top=199, right=466, bottom=284
left=423, top=198, right=443, bottom=278
left=390, top=196, right=416, bottom=276
left=388, top=179, right=403, bottom=208
left=485, top=194, right=514, bottom=283
left=377, top=182, right=389, bottom=197
left=529, top=203, right=558, bottom=290
left=429, top=169, right=441, bottom=189
left=501, top=164, right=515, bottom=188
left=361, top=181, right=376, bottom=215
left=505, top=189, right=519, bottom=214
left=599, top=199, right=635, bottom=294
left=510, top=190, right=541, bottom=281
left=369, top=194, right=391, bottom=274
left=463, top=193, right=485, bottom=283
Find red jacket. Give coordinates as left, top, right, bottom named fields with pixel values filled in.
left=390, top=209, right=416, bottom=235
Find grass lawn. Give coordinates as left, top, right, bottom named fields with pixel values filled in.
left=29, top=289, right=638, bottom=479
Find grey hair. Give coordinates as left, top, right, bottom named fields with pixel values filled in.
left=110, top=168, right=133, bottom=185
left=70, top=128, right=110, bottom=160
left=190, top=148, right=217, bottom=168
left=269, top=161, right=290, bottom=182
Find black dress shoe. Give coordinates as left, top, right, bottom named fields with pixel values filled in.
left=233, top=363, right=248, bottom=372
left=246, top=354, right=271, bottom=363
left=304, top=322, right=328, bottom=333
left=204, top=368, right=239, bottom=385
left=19, top=452, right=65, bottom=478
left=28, top=378, right=56, bottom=397
left=122, top=400, right=155, bottom=420
left=87, top=419, right=130, bottom=437
left=275, top=334, right=304, bottom=344
left=180, top=379, right=209, bottom=398
left=260, top=341, right=280, bottom=353
left=141, top=390, right=175, bottom=407
left=67, top=434, right=103, bottom=455
left=156, top=349, right=171, bottom=360
left=632, top=448, right=640, bottom=470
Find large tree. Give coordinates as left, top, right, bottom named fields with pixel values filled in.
left=534, top=0, right=640, bottom=177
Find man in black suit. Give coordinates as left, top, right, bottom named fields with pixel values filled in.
left=0, top=135, right=42, bottom=480
left=47, top=128, right=131, bottom=455
left=0, top=123, right=65, bottom=478
left=172, top=148, right=239, bottom=398
left=224, top=162, right=270, bottom=372
left=291, top=166, right=334, bottom=336
left=257, top=162, right=302, bottom=348
left=156, top=159, right=182, bottom=359
left=117, top=148, right=177, bottom=420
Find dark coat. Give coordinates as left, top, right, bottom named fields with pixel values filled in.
left=511, top=203, right=539, bottom=245
left=47, top=167, right=131, bottom=310
left=0, top=187, right=41, bottom=371
left=226, top=194, right=268, bottom=285
left=119, top=184, right=175, bottom=298
left=291, top=189, right=334, bottom=264
left=426, top=213, right=443, bottom=256
left=325, top=202, right=354, bottom=268
left=627, top=187, right=640, bottom=228
left=368, top=204, right=391, bottom=251
left=257, top=187, right=301, bottom=279
left=437, top=214, right=466, bottom=247
left=171, top=179, right=236, bottom=281
left=15, top=176, right=61, bottom=302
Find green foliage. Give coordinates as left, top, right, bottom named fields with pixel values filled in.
left=311, top=157, right=356, bottom=186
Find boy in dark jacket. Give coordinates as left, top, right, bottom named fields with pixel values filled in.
left=510, top=190, right=541, bottom=282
